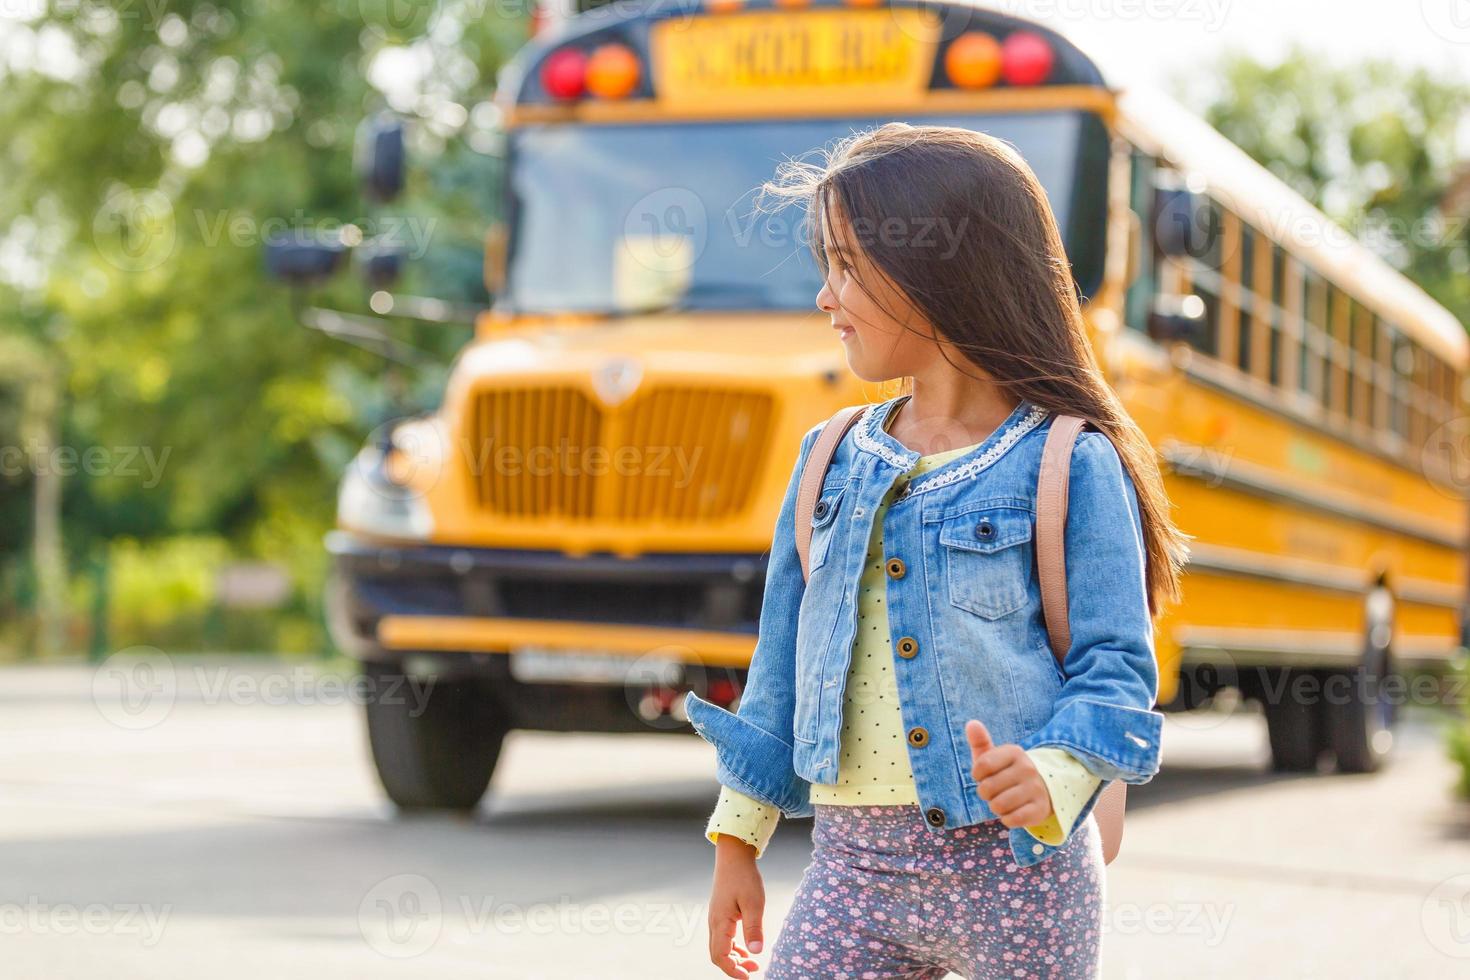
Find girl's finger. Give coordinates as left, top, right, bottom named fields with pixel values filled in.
left=989, top=782, right=1043, bottom=818
left=710, top=916, right=747, bottom=978
left=976, top=760, right=1026, bottom=799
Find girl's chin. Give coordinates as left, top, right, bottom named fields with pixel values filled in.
left=842, top=351, right=889, bottom=383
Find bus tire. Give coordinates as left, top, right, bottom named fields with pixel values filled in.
left=1262, top=667, right=1327, bottom=772
left=1327, top=588, right=1397, bottom=774
left=361, top=659, right=508, bottom=811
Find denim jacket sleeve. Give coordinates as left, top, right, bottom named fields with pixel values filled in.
left=683, top=423, right=822, bottom=818
left=1018, top=429, right=1165, bottom=785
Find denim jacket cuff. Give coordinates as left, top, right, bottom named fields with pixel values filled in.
left=1007, top=775, right=1112, bottom=867
left=1018, top=696, right=1164, bottom=784
left=686, top=692, right=813, bottom=818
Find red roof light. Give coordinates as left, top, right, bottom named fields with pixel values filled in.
left=541, top=48, right=588, bottom=100
left=1001, top=31, right=1054, bottom=86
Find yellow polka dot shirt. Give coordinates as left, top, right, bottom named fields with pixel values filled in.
left=705, top=436, right=1102, bottom=858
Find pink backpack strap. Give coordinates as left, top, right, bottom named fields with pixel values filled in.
left=1036, top=412, right=1128, bottom=865
left=1037, top=414, right=1086, bottom=662
left=794, top=405, right=867, bottom=582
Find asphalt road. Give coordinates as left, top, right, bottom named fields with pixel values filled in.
left=3, top=656, right=1469, bottom=978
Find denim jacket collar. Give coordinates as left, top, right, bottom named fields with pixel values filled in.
left=852, top=393, right=1052, bottom=498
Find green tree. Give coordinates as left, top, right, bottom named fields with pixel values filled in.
left=0, top=1, right=525, bottom=655
left=1178, top=47, right=1470, bottom=330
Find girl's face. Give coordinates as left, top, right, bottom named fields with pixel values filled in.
left=815, top=200, right=938, bottom=383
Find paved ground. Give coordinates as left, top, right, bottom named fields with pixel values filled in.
left=2, top=656, right=1469, bottom=978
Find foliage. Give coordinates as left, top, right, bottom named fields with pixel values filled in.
left=0, top=1, right=525, bottom=655
left=1177, top=46, right=1470, bottom=330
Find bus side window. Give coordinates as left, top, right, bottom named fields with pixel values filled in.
left=1187, top=198, right=1222, bottom=357
left=1123, top=148, right=1157, bottom=335
left=1236, top=223, right=1254, bottom=375
left=1268, top=244, right=1285, bottom=388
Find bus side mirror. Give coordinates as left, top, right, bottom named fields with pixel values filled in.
left=358, top=243, right=405, bottom=290
left=484, top=222, right=508, bottom=295
left=264, top=237, right=348, bottom=286
left=356, top=113, right=405, bottom=203
left=1148, top=294, right=1206, bottom=346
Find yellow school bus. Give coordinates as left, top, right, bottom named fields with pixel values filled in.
left=323, top=0, right=1469, bottom=809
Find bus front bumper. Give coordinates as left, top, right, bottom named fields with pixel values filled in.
left=324, top=530, right=764, bottom=671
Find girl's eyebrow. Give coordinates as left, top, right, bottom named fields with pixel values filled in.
left=824, top=237, right=853, bottom=262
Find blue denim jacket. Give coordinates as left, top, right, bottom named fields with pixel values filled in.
left=685, top=394, right=1164, bottom=868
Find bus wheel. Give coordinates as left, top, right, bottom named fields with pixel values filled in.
left=1261, top=667, right=1327, bottom=772
left=361, top=659, right=509, bottom=811
left=1327, top=588, right=1398, bottom=774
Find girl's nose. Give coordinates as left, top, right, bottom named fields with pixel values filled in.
left=816, top=281, right=838, bottom=313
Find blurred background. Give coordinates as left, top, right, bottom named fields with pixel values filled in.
left=3, top=0, right=1470, bottom=976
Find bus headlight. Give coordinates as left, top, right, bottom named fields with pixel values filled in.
left=337, top=441, right=434, bottom=541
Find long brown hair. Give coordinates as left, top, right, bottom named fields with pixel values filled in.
left=761, top=121, right=1190, bottom=616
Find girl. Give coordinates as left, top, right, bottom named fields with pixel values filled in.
left=686, top=123, right=1189, bottom=980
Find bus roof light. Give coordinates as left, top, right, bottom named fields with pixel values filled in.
left=542, top=48, right=588, bottom=101
left=1001, top=31, right=1054, bottom=86
left=944, top=32, right=1002, bottom=89
left=586, top=43, right=641, bottom=99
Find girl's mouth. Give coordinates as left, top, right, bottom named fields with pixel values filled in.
left=834, top=323, right=856, bottom=341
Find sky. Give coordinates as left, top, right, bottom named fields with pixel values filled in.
left=1008, top=0, right=1470, bottom=89
left=4, top=1, right=1468, bottom=102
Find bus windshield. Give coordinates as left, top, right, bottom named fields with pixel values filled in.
left=504, top=110, right=1108, bottom=314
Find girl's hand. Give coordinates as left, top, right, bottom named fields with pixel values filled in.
left=966, top=719, right=1055, bottom=828
left=707, top=835, right=765, bottom=977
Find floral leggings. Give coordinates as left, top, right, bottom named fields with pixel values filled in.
left=766, top=804, right=1104, bottom=980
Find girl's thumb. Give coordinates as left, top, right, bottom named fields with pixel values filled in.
left=965, top=719, right=993, bottom=758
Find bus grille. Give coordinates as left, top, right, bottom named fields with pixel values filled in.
left=466, top=386, right=775, bottom=524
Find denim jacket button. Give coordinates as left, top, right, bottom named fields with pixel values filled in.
left=925, top=807, right=945, bottom=827
left=814, top=499, right=829, bottom=520
left=907, top=726, right=928, bottom=747
left=1032, top=843, right=1045, bottom=856
left=896, top=636, right=918, bottom=659
left=885, top=557, right=906, bottom=579
left=975, top=519, right=995, bottom=539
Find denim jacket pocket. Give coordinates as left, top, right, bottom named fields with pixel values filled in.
left=806, top=480, right=848, bottom=575
left=938, top=506, right=1034, bottom=620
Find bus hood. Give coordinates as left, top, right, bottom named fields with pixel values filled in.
left=449, top=312, right=849, bottom=398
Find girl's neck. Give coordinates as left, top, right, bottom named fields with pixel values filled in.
left=885, top=379, right=1021, bottom=456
